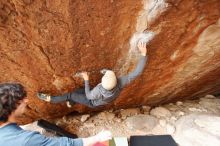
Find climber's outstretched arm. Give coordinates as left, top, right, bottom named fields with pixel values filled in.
left=118, top=41, right=148, bottom=88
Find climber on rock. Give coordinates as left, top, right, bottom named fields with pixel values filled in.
left=37, top=40, right=148, bottom=108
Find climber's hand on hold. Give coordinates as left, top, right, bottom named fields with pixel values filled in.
left=138, top=41, right=147, bottom=56
left=81, top=72, right=89, bottom=81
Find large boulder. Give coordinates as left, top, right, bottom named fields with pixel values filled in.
left=0, top=0, right=219, bottom=123
left=174, top=114, right=220, bottom=146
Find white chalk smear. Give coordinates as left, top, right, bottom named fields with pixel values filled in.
left=129, top=31, right=155, bottom=53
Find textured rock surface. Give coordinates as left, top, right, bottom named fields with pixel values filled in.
left=174, top=114, right=220, bottom=146
left=150, top=106, right=172, bottom=118
left=125, top=114, right=158, bottom=130
left=0, top=0, right=220, bottom=123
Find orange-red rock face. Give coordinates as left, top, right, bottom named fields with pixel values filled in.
left=0, top=0, right=219, bottom=123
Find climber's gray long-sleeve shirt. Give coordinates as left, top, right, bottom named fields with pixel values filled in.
left=84, top=55, right=147, bottom=106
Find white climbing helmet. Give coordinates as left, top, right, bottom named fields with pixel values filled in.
left=101, top=70, right=117, bottom=90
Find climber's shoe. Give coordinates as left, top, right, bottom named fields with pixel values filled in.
left=66, top=101, right=75, bottom=108
left=37, top=93, right=51, bottom=102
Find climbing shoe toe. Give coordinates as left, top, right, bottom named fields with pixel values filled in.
left=66, top=101, right=76, bottom=108
left=37, top=93, right=51, bottom=102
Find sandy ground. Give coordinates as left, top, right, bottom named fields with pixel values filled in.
left=22, top=95, right=220, bottom=146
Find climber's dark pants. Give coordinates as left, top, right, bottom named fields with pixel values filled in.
left=50, top=88, right=94, bottom=108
